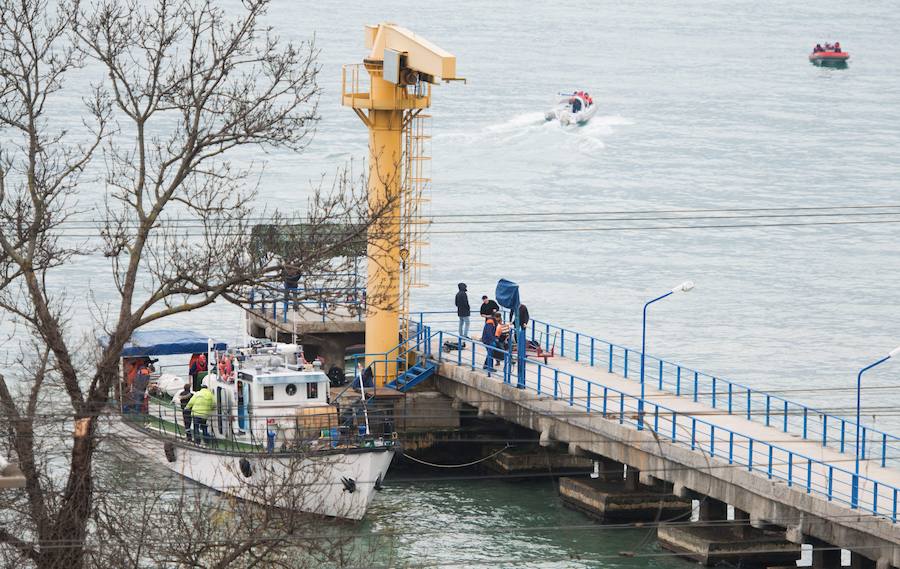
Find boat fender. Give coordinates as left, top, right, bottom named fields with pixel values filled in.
left=374, top=474, right=384, bottom=492
left=163, top=442, right=176, bottom=463
left=239, top=458, right=252, bottom=478
left=341, top=476, right=356, bottom=493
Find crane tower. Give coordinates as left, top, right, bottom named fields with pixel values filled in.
left=342, top=24, right=459, bottom=385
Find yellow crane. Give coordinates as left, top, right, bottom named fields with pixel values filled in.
left=342, top=24, right=459, bottom=385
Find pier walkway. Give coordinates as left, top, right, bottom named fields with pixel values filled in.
left=403, top=312, right=900, bottom=567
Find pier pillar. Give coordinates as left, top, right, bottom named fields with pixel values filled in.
left=697, top=498, right=728, bottom=521
left=810, top=540, right=842, bottom=569
left=624, top=466, right=639, bottom=491
left=595, top=457, right=624, bottom=482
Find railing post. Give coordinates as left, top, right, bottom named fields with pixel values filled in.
left=470, top=341, right=475, bottom=370
left=727, top=383, right=732, bottom=414
left=553, top=369, right=559, bottom=400
left=748, top=439, right=754, bottom=471
left=840, top=420, right=846, bottom=453
left=658, top=360, right=664, bottom=390
left=728, top=432, right=734, bottom=464
left=765, top=395, right=771, bottom=426
left=874, top=482, right=879, bottom=514
left=862, top=427, right=867, bottom=460
left=893, top=488, right=897, bottom=523
left=802, top=408, right=808, bottom=439
left=608, top=344, right=613, bottom=373
left=671, top=412, right=677, bottom=442
left=545, top=323, right=550, bottom=351
left=882, top=433, right=888, bottom=468
left=690, top=418, right=696, bottom=450
left=437, top=331, right=443, bottom=362
left=537, top=365, right=542, bottom=394
left=823, top=415, right=828, bottom=447
left=602, top=387, right=608, bottom=416
left=828, top=466, right=834, bottom=501
left=530, top=319, right=536, bottom=342
left=569, top=375, right=574, bottom=406
left=676, top=366, right=681, bottom=396
left=783, top=401, right=789, bottom=433
left=586, top=382, right=591, bottom=412
left=654, top=405, right=659, bottom=432
left=712, top=377, right=717, bottom=408
left=624, top=349, right=628, bottom=378
left=458, top=341, right=462, bottom=366
left=768, top=446, right=773, bottom=479
left=710, top=425, right=715, bottom=457
left=560, top=329, right=565, bottom=357
left=619, top=393, right=624, bottom=424
left=693, top=371, right=699, bottom=402
left=575, top=333, right=579, bottom=362
left=788, top=453, right=793, bottom=487
left=590, top=337, right=595, bottom=367
left=747, top=388, right=752, bottom=420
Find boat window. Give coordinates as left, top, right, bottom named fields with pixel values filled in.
left=306, top=382, right=318, bottom=400
left=285, top=383, right=297, bottom=396
left=263, top=386, right=274, bottom=401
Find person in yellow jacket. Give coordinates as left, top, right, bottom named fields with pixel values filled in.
left=186, top=383, right=215, bottom=445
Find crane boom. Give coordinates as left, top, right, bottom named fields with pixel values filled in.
left=364, top=23, right=457, bottom=82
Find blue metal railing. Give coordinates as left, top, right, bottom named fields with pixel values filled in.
left=524, top=317, right=900, bottom=469
left=419, top=326, right=899, bottom=523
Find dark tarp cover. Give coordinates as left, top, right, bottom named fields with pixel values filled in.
left=495, top=279, right=520, bottom=310
left=117, top=330, right=226, bottom=357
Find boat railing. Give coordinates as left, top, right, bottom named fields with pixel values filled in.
left=136, top=399, right=383, bottom=455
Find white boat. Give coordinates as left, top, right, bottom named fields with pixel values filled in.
left=545, top=92, right=598, bottom=126
left=114, top=330, right=394, bottom=520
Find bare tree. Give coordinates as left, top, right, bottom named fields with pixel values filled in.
left=0, top=0, right=396, bottom=567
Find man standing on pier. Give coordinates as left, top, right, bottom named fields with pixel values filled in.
left=455, top=282, right=471, bottom=338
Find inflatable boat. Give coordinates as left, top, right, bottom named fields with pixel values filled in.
left=545, top=92, right=598, bottom=126
left=809, top=51, right=849, bottom=66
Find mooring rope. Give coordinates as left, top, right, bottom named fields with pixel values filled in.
left=402, top=443, right=511, bottom=468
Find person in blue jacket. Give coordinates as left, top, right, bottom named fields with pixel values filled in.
left=481, top=313, right=498, bottom=371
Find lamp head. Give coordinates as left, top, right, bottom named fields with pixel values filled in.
left=889, top=345, right=900, bottom=359
left=672, top=281, right=695, bottom=294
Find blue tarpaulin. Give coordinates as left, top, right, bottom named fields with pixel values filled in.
left=495, top=279, right=520, bottom=310
left=117, top=330, right=226, bottom=357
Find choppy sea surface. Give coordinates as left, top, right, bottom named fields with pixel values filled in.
left=22, top=0, right=900, bottom=566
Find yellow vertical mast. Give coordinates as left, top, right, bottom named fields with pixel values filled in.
left=341, top=24, right=458, bottom=385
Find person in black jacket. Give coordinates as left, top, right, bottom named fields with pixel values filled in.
left=479, top=296, right=500, bottom=320
left=455, top=283, right=471, bottom=338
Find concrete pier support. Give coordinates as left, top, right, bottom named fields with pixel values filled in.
left=485, top=447, right=592, bottom=475
left=559, top=471, right=691, bottom=524
left=810, top=540, right=843, bottom=569
left=659, top=497, right=800, bottom=567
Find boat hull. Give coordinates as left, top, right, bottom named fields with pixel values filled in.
left=809, top=52, right=849, bottom=67
left=545, top=103, right=598, bottom=126
left=112, top=418, right=394, bottom=520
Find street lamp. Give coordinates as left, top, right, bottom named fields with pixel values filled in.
left=638, top=281, right=694, bottom=430
left=851, top=345, right=900, bottom=509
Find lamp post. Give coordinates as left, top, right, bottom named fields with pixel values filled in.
left=638, top=281, right=694, bottom=430
left=851, top=345, right=900, bottom=509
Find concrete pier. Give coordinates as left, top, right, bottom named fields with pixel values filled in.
left=657, top=523, right=800, bottom=567
left=559, top=476, right=692, bottom=523
left=485, top=447, right=592, bottom=475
